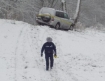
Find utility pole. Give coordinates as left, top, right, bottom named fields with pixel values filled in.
left=61, top=0, right=66, bottom=12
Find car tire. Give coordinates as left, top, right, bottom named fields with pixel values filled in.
left=55, top=23, right=60, bottom=29
left=69, top=24, right=74, bottom=30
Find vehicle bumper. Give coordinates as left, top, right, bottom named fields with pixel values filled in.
left=36, top=18, right=55, bottom=27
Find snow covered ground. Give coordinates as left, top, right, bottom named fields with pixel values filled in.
left=0, top=19, right=105, bottom=81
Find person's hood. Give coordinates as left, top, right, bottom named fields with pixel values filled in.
left=46, top=37, right=52, bottom=42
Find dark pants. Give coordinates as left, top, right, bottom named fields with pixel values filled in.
left=45, top=53, right=53, bottom=70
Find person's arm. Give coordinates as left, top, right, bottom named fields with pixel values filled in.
left=41, top=43, right=45, bottom=56
left=53, top=43, right=56, bottom=55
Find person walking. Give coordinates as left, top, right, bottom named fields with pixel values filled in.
left=41, top=37, right=57, bottom=71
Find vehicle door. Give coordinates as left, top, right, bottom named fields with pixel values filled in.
left=63, top=13, right=71, bottom=29
left=55, top=11, right=65, bottom=28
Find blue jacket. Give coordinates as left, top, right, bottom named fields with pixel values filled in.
left=41, top=42, right=56, bottom=55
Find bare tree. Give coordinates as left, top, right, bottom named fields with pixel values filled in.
left=73, top=0, right=81, bottom=25
left=61, top=0, right=66, bottom=12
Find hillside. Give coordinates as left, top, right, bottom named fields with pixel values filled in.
left=0, top=19, right=105, bottom=81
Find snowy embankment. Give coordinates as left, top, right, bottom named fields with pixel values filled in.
left=0, top=19, right=105, bottom=81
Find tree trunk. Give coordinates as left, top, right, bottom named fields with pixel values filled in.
left=61, top=0, right=66, bottom=12
left=73, top=0, right=81, bottom=26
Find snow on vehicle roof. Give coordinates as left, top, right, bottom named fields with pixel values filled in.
left=39, top=7, right=55, bottom=15
left=41, top=7, right=55, bottom=10
left=40, top=7, right=67, bottom=13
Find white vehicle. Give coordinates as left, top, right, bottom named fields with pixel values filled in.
left=36, top=7, right=74, bottom=30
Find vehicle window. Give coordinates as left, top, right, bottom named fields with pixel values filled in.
left=55, top=11, right=64, bottom=18
left=64, top=13, right=69, bottom=19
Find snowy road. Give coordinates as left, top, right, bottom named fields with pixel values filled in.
left=0, top=20, right=105, bottom=81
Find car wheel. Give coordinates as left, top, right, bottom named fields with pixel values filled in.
left=55, top=23, right=60, bottom=29
left=69, top=24, right=74, bottom=30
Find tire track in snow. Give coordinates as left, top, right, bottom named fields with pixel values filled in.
left=21, top=26, right=44, bottom=81
left=14, top=26, right=35, bottom=81
left=19, top=26, right=39, bottom=81
left=31, top=26, right=46, bottom=81
left=14, top=26, right=25, bottom=81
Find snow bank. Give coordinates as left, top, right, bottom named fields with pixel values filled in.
left=0, top=19, right=105, bottom=81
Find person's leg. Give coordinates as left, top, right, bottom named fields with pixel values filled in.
left=50, top=54, right=54, bottom=69
left=45, top=55, right=49, bottom=70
